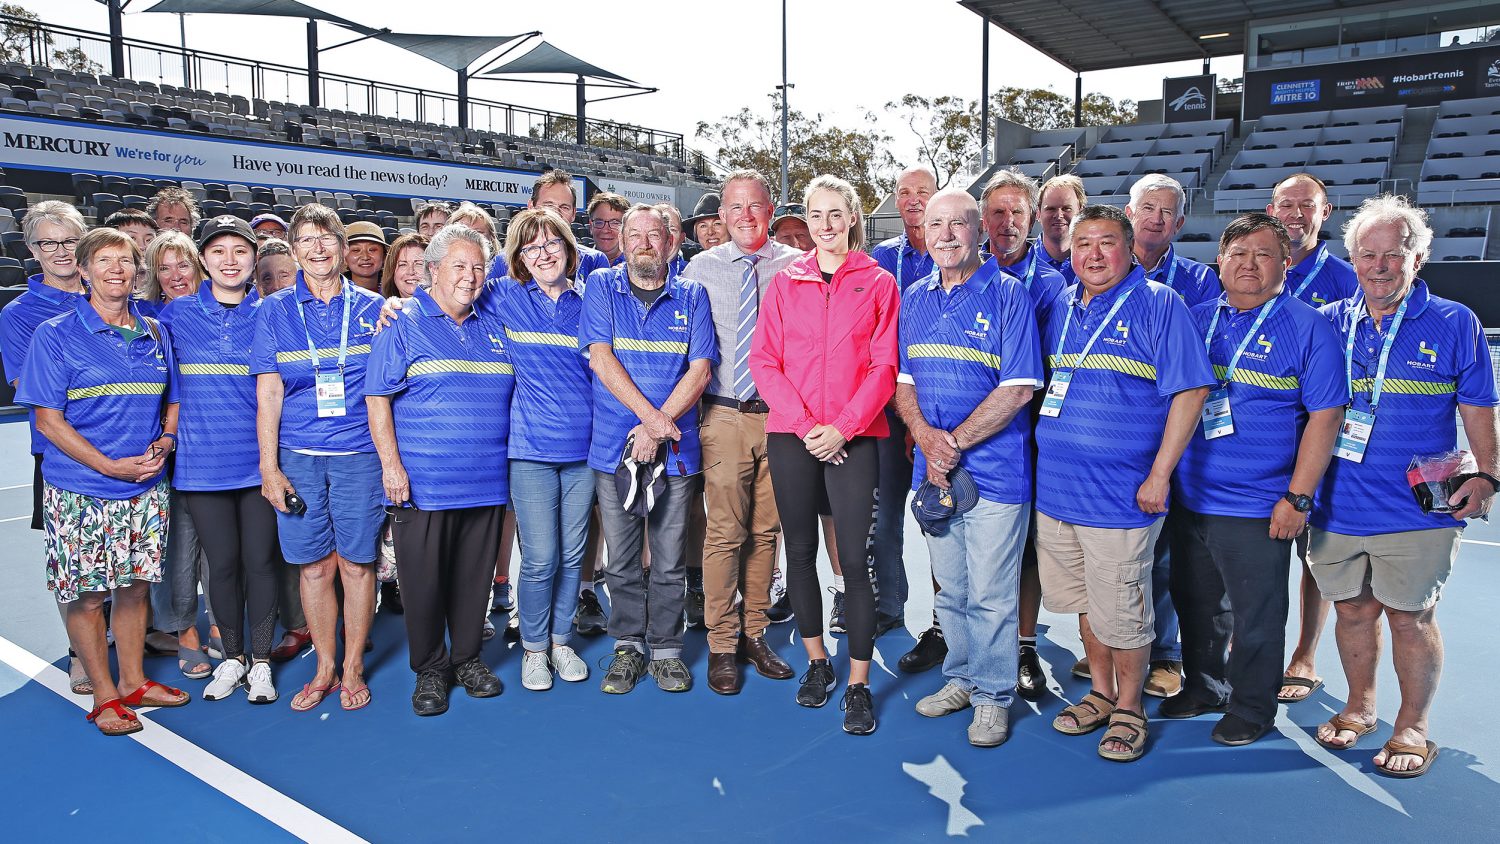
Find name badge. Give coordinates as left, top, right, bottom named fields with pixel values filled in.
left=315, top=370, right=347, bottom=418
left=1039, top=371, right=1072, bottom=418
left=1335, top=409, right=1375, bottom=463
left=1202, top=387, right=1234, bottom=439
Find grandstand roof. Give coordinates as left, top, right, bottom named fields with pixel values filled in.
left=959, top=0, right=1396, bottom=73
left=372, top=32, right=537, bottom=72
left=479, top=41, right=634, bottom=84
left=139, top=0, right=374, bottom=34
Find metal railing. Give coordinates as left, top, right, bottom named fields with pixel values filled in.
left=1, top=13, right=689, bottom=162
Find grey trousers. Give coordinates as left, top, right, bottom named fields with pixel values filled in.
left=594, top=472, right=691, bottom=660
left=150, top=489, right=214, bottom=633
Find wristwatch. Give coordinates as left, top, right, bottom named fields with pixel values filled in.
left=1284, top=491, right=1313, bottom=513
left=1477, top=472, right=1500, bottom=493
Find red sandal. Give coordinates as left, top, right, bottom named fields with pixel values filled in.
left=86, top=699, right=142, bottom=736
left=121, top=679, right=190, bottom=709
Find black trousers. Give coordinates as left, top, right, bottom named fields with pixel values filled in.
left=1168, top=508, right=1291, bottom=727
left=768, top=434, right=878, bottom=662
left=393, top=504, right=504, bottom=676
left=182, top=487, right=281, bottom=660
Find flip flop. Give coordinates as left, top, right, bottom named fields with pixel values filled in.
left=340, top=682, right=372, bottom=712
left=291, top=680, right=340, bottom=712
left=1277, top=675, right=1323, bottom=703
left=121, top=679, right=190, bottom=709
left=178, top=644, right=213, bottom=680
left=1317, top=714, right=1377, bottom=750
left=86, top=698, right=141, bottom=736
left=68, top=652, right=93, bottom=696
left=1376, top=739, right=1439, bottom=779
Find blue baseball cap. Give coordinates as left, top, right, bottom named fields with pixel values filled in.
left=910, top=466, right=979, bottom=536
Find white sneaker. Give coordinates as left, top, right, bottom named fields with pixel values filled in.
left=204, top=658, right=247, bottom=701
left=245, top=661, right=277, bottom=704
left=522, top=650, right=553, bottom=690
left=551, top=645, right=589, bottom=682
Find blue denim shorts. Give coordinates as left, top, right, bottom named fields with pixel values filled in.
left=276, top=449, right=383, bottom=565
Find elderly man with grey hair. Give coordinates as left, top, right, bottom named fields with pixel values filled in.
left=1308, top=195, right=1497, bottom=778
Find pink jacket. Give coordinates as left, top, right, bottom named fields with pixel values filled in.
left=749, top=249, right=899, bottom=440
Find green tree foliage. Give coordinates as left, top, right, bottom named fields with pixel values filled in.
left=0, top=5, right=103, bottom=73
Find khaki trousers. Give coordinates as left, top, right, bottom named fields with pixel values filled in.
left=699, top=404, right=780, bottom=653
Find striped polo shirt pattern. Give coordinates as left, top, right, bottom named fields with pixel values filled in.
left=492, top=280, right=593, bottom=463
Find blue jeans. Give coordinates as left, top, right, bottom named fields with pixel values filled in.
left=872, top=411, right=911, bottom=618
left=924, top=497, right=1029, bottom=707
left=509, top=460, right=594, bottom=652
left=1152, top=518, right=1182, bottom=662
left=150, top=488, right=211, bottom=632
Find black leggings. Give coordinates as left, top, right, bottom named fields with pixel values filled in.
left=767, top=434, right=879, bottom=661
left=183, top=487, right=280, bottom=661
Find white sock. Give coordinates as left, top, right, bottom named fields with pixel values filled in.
left=833, top=575, right=845, bottom=592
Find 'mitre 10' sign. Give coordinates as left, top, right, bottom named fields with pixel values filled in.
left=1245, top=42, right=1500, bottom=119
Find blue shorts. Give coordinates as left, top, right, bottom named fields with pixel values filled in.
left=276, top=449, right=383, bottom=565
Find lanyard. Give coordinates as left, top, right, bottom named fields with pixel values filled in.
left=1204, top=296, right=1280, bottom=387
left=1015, top=245, right=1038, bottom=291
left=1292, top=247, right=1330, bottom=301
left=1054, top=286, right=1136, bottom=370
left=1344, top=292, right=1410, bottom=413
left=294, top=280, right=352, bottom=372
left=1162, top=255, right=1178, bottom=292
left=896, top=233, right=906, bottom=289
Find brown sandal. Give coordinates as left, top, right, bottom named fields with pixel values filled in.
left=1053, top=690, right=1117, bottom=735
left=1098, top=709, right=1149, bottom=762
left=1317, top=714, right=1376, bottom=750
left=1375, top=739, right=1438, bottom=778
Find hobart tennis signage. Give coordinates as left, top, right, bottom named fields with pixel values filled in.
left=1245, top=42, right=1500, bottom=119
left=0, top=113, right=582, bottom=206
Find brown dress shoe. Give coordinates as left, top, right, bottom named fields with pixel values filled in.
left=738, top=636, right=794, bottom=680
left=708, top=652, right=740, bottom=695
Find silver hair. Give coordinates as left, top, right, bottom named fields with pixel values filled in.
left=22, top=200, right=86, bottom=243
left=980, top=167, right=1040, bottom=215
left=1342, top=194, right=1433, bottom=258
left=1128, top=174, right=1187, bottom=223
left=423, top=223, right=492, bottom=285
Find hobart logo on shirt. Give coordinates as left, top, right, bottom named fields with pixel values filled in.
left=489, top=333, right=505, bottom=355
left=965, top=311, right=990, bottom=340
left=358, top=316, right=376, bottom=335
left=1245, top=334, right=1274, bottom=362
left=670, top=309, right=688, bottom=333
left=1104, top=319, right=1130, bottom=346
left=1412, top=341, right=1439, bottom=369
left=1311, top=293, right=1328, bottom=306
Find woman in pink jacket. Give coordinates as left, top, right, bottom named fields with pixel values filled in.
left=749, top=174, right=899, bottom=735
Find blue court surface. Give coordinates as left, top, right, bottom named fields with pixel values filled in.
left=2, top=418, right=1498, bottom=843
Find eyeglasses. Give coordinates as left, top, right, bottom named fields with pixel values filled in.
left=588, top=219, right=624, bottom=231
left=292, top=234, right=341, bottom=250
left=774, top=204, right=806, bottom=217
left=518, top=238, right=566, bottom=261
left=31, top=238, right=80, bottom=254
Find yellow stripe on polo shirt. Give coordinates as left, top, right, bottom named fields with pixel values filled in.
left=1351, top=377, right=1455, bottom=396
left=66, top=381, right=166, bottom=401
left=406, top=359, right=514, bottom=378
left=504, top=329, right=578, bottom=349
left=1048, top=353, right=1158, bottom=381
left=613, top=337, right=688, bottom=355
left=907, top=343, right=1003, bottom=371
left=179, top=363, right=251, bottom=376
left=275, top=344, right=372, bottom=364
left=1213, top=364, right=1299, bottom=391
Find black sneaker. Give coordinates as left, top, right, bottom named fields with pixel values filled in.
left=765, top=592, right=794, bottom=624
left=827, top=587, right=847, bottom=634
left=575, top=588, right=608, bottom=636
left=898, top=626, right=947, bottom=673
left=648, top=657, right=693, bottom=692
left=841, top=683, right=877, bottom=735
left=685, top=587, right=706, bottom=630
left=600, top=647, right=646, bottom=694
left=380, top=581, right=403, bottom=615
left=455, top=658, right=503, bottom=698
left=1017, top=644, right=1046, bottom=701
left=796, top=658, right=837, bottom=708
left=412, top=670, right=449, bottom=716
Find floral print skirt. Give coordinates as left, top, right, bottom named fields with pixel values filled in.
left=43, top=480, right=170, bottom=603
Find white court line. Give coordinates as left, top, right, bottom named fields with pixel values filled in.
left=1462, top=538, right=1500, bottom=548
left=0, top=483, right=31, bottom=490
left=0, top=515, right=30, bottom=523
left=0, top=634, right=367, bottom=843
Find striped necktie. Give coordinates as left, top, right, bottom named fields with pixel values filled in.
left=733, top=254, right=761, bottom=401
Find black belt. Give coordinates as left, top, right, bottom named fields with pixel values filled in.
left=705, top=394, right=768, bottom=413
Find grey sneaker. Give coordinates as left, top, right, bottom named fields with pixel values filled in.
left=916, top=681, right=972, bottom=718
left=648, top=657, right=693, bottom=693
left=600, top=647, right=646, bottom=694
left=550, top=645, right=588, bottom=682
left=521, top=651, right=553, bottom=691
left=968, top=704, right=1011, bottom=747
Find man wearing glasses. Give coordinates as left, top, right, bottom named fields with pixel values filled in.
left=586, top=193, right=630, bottom=271
left=581, top=204, right=718, bottom=694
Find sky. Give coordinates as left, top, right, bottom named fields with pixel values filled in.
left=27, top=0, right=1245, bottom=169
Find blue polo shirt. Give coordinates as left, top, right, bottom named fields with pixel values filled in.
left=159, top=282, right=263, bottom=491
left=1314, top=280, right=1498, bottom=536
left=1145, top=245, right=1222, bottom=309
left=897, top=258, right=1043, bottom=504
left=493, top=279, right=592, bottom=463
left=1034, top=267, right=1215, bottom=528
left=1038, top=246, right=1076, bottom=285
left=251, top=272, right=384, bottom=454
left=580, top=266, right=718, bottom=475
left=997, top=242, right=1067, bottom=335
left=366, top=287, right=514, bottom=509
left=1, top=274, right=87, bottom=454
left=1175, top=290, right=1348, bottom=518
left=1287, top=243, right=1359, bottom=308
left=487, top=243, right=611, bottom=285
left=871, top=233, right=936, bottom=293
left=15, top=297, right=178, bottom=500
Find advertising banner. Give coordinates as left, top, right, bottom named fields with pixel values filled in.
left=596, top=176, right=675, bottom=206
left=1163, top=74, right=1216, bottom=121
left=1245, top=42, right=1500, bottom=119
left=0, top=113, right=583, bottom=208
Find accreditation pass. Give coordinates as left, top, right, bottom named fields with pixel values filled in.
left=1334, top=409, right=1374, bottom=462
left=1039, top=371, right=1072, bottom=417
